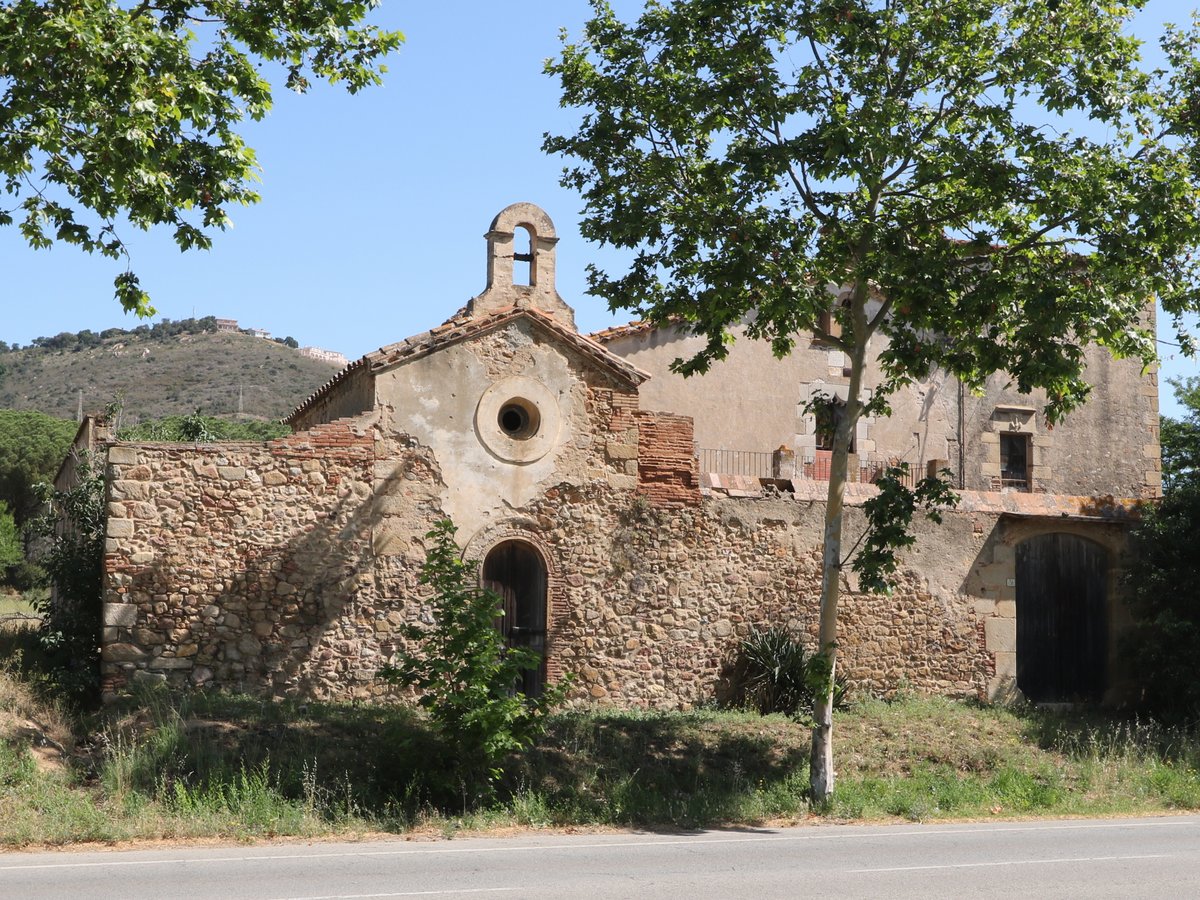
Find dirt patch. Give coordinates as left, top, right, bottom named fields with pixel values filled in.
left=0, top=713, right=69, bottom=773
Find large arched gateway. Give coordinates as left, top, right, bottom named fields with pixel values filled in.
left=482, top=540, right=548, bottom=697
left=1015, top=533, right=1109, bottom=702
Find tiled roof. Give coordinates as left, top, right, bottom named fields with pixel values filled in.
left=283, top=356, right=368, bottom=425
left=286, top=307, right=650, bottom=424
left=589, top=320, right=658, bottom=343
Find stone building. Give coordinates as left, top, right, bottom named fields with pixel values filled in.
left=91, top=203, right=1153, bottom=707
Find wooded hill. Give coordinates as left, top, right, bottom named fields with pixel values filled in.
left=0, top=323, right=341, bottom=424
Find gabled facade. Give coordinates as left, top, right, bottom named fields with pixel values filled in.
left=93, top=204, right=1151, bottom=707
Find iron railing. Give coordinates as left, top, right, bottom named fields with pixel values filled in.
left=696, top=448, right=776, bottom=478
left=696, top=447, right=920, bottom=487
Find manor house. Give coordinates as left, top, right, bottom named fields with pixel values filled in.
left=88, top=204, right=1156, bottom=706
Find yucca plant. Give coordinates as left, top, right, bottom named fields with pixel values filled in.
left=730, top=626, right=848, bottom=716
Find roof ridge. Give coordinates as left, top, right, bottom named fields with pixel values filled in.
left=286, top=308, right=650, bottom=425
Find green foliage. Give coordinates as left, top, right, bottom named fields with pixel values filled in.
left=0, top=500, right=20, bottom=574
left=1124, top=377, right=1200, bottom=720
left=5, top=560, right=44, bottom=592
left=1124, top=477, right=1200, bottom=721
left=381, top=521, right=568, bottom=798
left=1161, top=376, right=1200, bottom=491
left=0, top=410, right=77, bottom=523
left=26, top=316, right=219, bottom=353
left=0, top=1, right=402, bottom=315
left=178, top=409, right=215, bottom=443
left=28, top=453, right=106, bottom=704
left=118, top=414, right=289, bottom=443
left=546, top=1, right=1197, bottom=412
left=726, top=626, right=848, bottom=717
left=851, top=465, right=960, bottom=595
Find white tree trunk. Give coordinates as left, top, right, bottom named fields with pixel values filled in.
left=809, top=294, right=869, bottom=806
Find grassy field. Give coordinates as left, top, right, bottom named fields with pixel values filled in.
left=1, top=616, right=1199, bottom=847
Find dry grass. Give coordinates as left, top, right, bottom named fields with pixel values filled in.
left=0, top=660, right=1198, bottom=847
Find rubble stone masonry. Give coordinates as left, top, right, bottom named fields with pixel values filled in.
left=98, top=408, right=1126, bottom=707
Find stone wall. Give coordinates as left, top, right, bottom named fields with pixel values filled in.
left=101, top=421, right=381, bottom=699
left=960, top=343, right=1160, bottom=499
left=521, top=486, right=993, bottom=705
left=100, top=413, right=1118, bottom=706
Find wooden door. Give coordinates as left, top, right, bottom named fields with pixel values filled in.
left=1016, top=533, right=1108, bottom=702
left=482, top=541, right=547, bottom=697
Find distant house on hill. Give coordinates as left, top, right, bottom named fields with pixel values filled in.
left=245, top=328, right=271, bottom=340
left=215, top=319, right=239, bottom=333
left=298, top=347, right=348, bottom=367
left=77, top=203, right=1154, bottom=709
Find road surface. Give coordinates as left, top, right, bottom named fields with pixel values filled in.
left=2, top=815, right=1197, bottom=899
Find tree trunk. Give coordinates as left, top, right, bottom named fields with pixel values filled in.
left=809, top=294, right=868, bottom=806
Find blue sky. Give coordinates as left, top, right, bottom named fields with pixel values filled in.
left=3, top=1, right=1197, bottom=418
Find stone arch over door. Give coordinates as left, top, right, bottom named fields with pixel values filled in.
left=1015, top=532, right=1108, bottom=702
left=481, top=539, right=549, bottom=697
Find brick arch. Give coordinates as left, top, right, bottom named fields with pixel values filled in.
left=461, top=519, right=557, bottom=576
left=461, top=522, right=567, bottom=687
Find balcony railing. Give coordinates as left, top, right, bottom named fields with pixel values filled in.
left=696, top=448, right=776, bottom=479
left=696, top=447, right=920, bottom=487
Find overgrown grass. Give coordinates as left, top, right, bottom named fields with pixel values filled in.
left=0, top=588, right=39, bottom=621
left=2, top=650, right=1200, bottom=847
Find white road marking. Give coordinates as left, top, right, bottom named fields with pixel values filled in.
left=849, top=853, right=1169, bottom=873
left=0, top=818, right=1193, bottom=872
left=269, top=890, right=517, bottom=899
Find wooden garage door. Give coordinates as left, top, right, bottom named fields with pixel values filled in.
left=1016, top=533, right=1108, bottom=702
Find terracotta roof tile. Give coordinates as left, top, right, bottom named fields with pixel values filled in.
left=589, top=320, right=658, bottom=343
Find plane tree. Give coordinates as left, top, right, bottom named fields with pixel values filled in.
left=0, top=0, right=402, bottom=315
left=545, top=0, right=1200, bottom=803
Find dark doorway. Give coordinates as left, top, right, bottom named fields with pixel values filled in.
left=482, top=540, right=547, bottom=697
left=1015, top=533, right=1108, bottom=702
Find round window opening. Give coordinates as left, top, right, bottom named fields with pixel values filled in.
left=498, top=399, right=540, bottom=440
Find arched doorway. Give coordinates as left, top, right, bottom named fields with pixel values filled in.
left=1015, top=533, right=1108, bottom=702
left=482, top=540, right=547, bottom=697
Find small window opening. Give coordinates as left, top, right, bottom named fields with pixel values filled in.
left=1000, top=432, right=1030, bottom=489
left=498, top=398, right=540, bottom=440
left=815, top=297, right=851, bottom=342
left=814, top=398, right=855, bottom=453
left=513, top=225, right=534, bottom=286
left=818, top=309, right=842, bottom=340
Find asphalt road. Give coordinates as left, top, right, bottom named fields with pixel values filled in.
left=2, top=816, right=1198, bottom=899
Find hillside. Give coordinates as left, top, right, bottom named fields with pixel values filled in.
left=0, top=329, right=341, bottom=423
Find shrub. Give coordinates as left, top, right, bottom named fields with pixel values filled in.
left=1124, top=478, right=1200, bottom=720
left=381, top=520, right=568, bottom=800
left=27, top=453, right=106, bottom=704
left=726, top=626, right=848, bottom=716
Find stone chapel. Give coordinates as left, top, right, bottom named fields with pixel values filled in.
left=87, top=203, right=1154, bottom=706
